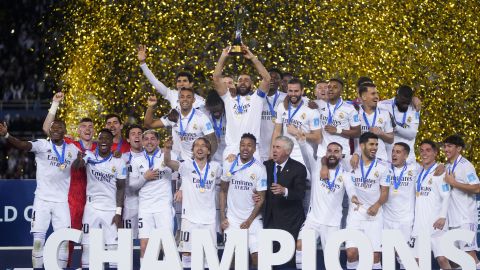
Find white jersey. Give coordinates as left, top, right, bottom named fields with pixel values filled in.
left=259, top=91, right=287, bottom=160
left=412, top=165, right=450, bottom=237
left=446, top=156, right=480, bottom=227
left=221, top=90, right=266, bottom=149
left=129, top=150, right=176, bottom=213
left=178, top=159, right=222, bottom=224
left=275, top=101, right=321, bottom=165
left=140, top=63, right=205, bottom=156
left=84, top=151, right=127, bottom=211
left=221, top=157, right=268, bottom=224
left=122, top=151, right=144, bottom=210
left=29, top=139, right=79, bottom=202
left=355, top=107, right=393, bottom=161
left=161, top=108, right=214, bottom=160
left=378, top=98, right=420, bottom=163
left=316, top=99, right=360, bottom=157
left=350, top=158, right=392, bottom=220
left=383, top=162, right=419, bottom=224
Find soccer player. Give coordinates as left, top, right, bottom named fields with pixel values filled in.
left=222, top=75, right=237, bottom=97
left=105, top=113, right=131, bottom=154
left=317, top=78, right=361, bottom=166
left=121, top=124, right=144, bottom=240
left=382, top=142, right=418, bottom=268
left=204, top=91, right=227, bottom=164
left=356, top=82, right=394, bottom=161
left=314, top=80, right=328, bottom=101
left=1, top=120, right=79, bottom=268
left=378, top=85, right=420, bottom=163
left=72, top=129, right=127, bottom=268
left=219, top=133, right=267, bottom=268
left=212, top=45, right=270, bottom=159
left=258, top=68, right=287, bottom=162
left=345, top=132, right=391, bottom=270
left=143, top=88, right=217, bottom=160
left=442, top=135, right=480, bottom=266
left=412, top=140, right=451, bottom=269
left=129, top=129, right=177, bottom=264
left=271, top=78, right=321, bottom=166
left=280, top=72, right=293, bottom=93
left=163, top=137, right=222, bottom=269
left=295, top=133, right=359, bottom=269
left=42, top=92, right=97, bottom=266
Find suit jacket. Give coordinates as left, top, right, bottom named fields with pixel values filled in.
left=262, top=157, right=307, bottom=239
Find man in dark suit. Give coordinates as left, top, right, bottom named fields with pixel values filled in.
left=263, top=135, right=307, bottom=268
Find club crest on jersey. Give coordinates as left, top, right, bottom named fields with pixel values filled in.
left=301, top=113, right=306, bottom=120
left=407, top=116, right=412, bottom=123
left=193, top=124, right=198, bottom=130
left=250, top=173, right=256, bottom=180
left=161, top=161, right=165, bottom=167
left=378, top=118, right=383, bottom=124
left=428, top=178, right=432, bottom=185
left=210, top=171, right=215, bottom=177
left=67, top=152, right=72, bottom=159
left=408, top=170, right=413, bottom=176
left=338, top=176, right=343, bottom=182
left=374, top=171, right=379, bottom=178
left=246, top=95, right=251, bottom=101
left=339, top=112, right=345, bottom=119
left=112, top=166, right=116, bottom=173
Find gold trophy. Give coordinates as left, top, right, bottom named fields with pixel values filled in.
left=229, top=6, right=245, bottom=56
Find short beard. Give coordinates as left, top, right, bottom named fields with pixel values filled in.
left=326, top=158, right=340, bottom=169
left=237, top=86, right=251, bottom=96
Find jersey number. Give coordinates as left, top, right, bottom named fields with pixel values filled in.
left=82, top=223, right=89, bottom=234
left=180, top=231, right=190, bottom=242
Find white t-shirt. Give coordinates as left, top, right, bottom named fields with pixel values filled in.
left=275, top=101, right=321, bottom=165
left=356, top=107, right=393, bottom=161
left=178, top=159, right=222, bottom=224
left=446, top=156, right=480, bottom=227
left=383, top=162, right=419, bottom=224
left=316, top=99, right=360, bottom=158
left=350, top=158, right=392, bottom=220
left=412, top=168, right=450, bottom=237
left=30, top=139, right=79, bottom=202
left=221, top=157, right=267, bottom=223
left=221, top=90, right=266, bottom=150
left=161, top=108, right=214, bottom=160
left=378, top=99, right=420, bottom=163
left=84, top=151, right=127, bottom=211
left=259, top=91, right=287, bottom=160
left=122, top=150, right=145, bottom=210
left=130, top=150, right=176, bottom=213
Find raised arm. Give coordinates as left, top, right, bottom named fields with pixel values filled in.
left=0, top=122, right=32, bottom=151
left=43, top=92, right=64, bottom=136
left=269, top=123, right=283, bottom=157
left=212, top=47, right=230, bottom=96
left=296, top=132, right=317, bottom=175
left=205, top=133, right=218, bottom=157
left=144, top=96, right=165, bottom=129
left=163, top=139, right=180, bottom=171
left=138, top=45, right=171, bottom=97
left=241, top=45, right=270, bottom=93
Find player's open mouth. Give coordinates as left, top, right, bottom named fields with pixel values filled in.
left=100, top=144, right=108, bottom=150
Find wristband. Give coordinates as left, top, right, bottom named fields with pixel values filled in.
left=115, top=207, right=122, bottom=215
left=48, top=101, right=60, bottom=115
left=3, top=132, right=10, bottom=139
left=336, top=127, right=343, bottom=134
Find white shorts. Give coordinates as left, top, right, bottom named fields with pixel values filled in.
left=123, top=206, right=138, bottom=239
left=81, top=203, right=118, bottom=245
left=178, top=218, right=216, bottom=253
left=31, top=197, right=70, bottom=233
left=224, top=218, right=262, bottom=254
left=450, top=223, right=478, bottom=252
left=138, top=207, right=175, bottom=239
left=346, top=215, right=383, bottom=252
left=298, top=218, right=339, bottom=250
left=413, top=229, right=446, bottom=258
left=383, top=219, right=413, bottom=244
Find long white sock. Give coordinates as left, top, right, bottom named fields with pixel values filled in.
left=295, top=250, right=302, bottom=269
left=346, top=260, right=359, bottom=270
left=182, top=254, right=191, bottom=269
left=372, top=261, right=382, bottom=269
left=57, top=241, right=69, bottom=267
left=107, top=244, right=118, bottom=268
left=81, top=244, right=89, bottom=268
left=32, top=232, right=46, bottom=268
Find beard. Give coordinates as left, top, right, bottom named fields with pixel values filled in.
left=326, top=157, right=340, bottom=169
left=236, top=85, right=252, bottom=96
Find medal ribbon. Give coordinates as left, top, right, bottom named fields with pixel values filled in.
left=179, top=108, right=196, bottom=136
left=144, top=148, right=160, bottom=169
left=236, top=95, right=243, bottom=113
left=362, top=107, right=378, bottom=129
left=450, top=155, right=463, bottom=174
left=360, top=158, right=376, bottom=187
left=193, top=160, right=210, bottom=190
left=266, top=91, right=280, bottom=119
left=52, top=140, right=66, bottom=165
left=116, top=138, right=123, bottom=152
left=416, top=162, right=437, bottom=193
left=229, top=154, right=256, bottom=175
left=326, top=166, right=341, bottom=192
left=392, top=99, right=407, bottom=127
left=288, top=100, right=304, bottom=124
left=88, top=148, right=113, bottom=165
left=392, top=163, right=407, bottom=191
left=327, top=98, right=343, bottom=124
left=211, top=113, right=223, bottom=138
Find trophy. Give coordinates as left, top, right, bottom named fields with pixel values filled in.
left=229, top=6, right=246, bottom=56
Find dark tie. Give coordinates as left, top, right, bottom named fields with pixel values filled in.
left=276, top=165, right=282, bottom=175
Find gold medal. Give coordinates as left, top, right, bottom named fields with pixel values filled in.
left=271, top=117, right=276, bottom=123
left=59, top=163, right=66, bottom=170
left=200, top=187, right=205, bottom=193
left=393, top=188, right=398, bottom=194
left=226, top=172, right=232, bottom=177
left=416, top=192, right=420, bottom=197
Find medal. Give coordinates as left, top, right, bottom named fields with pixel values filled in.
left=271, top=117, right=276, bottom=123
left=392, top=163, right=407, bottom=194
left=416, top=192, right=420, bottom=197
left=450, top=155, right=463, bottom=174
left=326, top=166, right=340, bottom=193
left=416, top=162, right=437, bottom=196
left=87, top=149, right=113, bottom=165
left=226, top=172, right=232, bottom=177
left=193, top=160, right=210, bottom=193
left=360, top=158, right=376, bottom=189
left=211, top=113, right=224, bottom=138
left=200, top=188, right=205, bottom=193
left=288, top=100, right=304, bottom=124
left=52, top=140, right=66, bottom=171
left=362, top=107, right=378, bottom=129
left=236, top=95, right=244, bottom=114
left=229, top=154, right=256, bottom=177
left=59, top=163, right=67, bottom=170
left=327, top=98, right=343, bottom=124
left=266, top=91, right=280, bottom=122
left=393, top=189, right=398, bottom=194
left=179, top=108, right=196, bottom=136
left=144, top=148, right=160, bottom=169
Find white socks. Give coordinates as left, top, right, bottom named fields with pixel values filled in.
left=372, top=261, right=382, bottom=269
left=182, top=254, right=191, bottom=269
left=32, top=232, right=46, bottom=268
left=346, top=260, right=359, bottom=270
left=295, top=250, right=302, bottom=269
